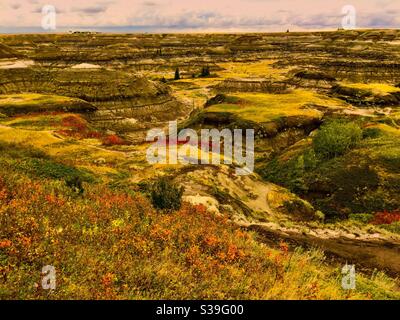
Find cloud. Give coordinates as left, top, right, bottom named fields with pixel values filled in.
left=71, top=4, right=109, bottom=15
left=142, top=1, right=157, bottom=6
left=10, top=3, right=21, bottom=10
left=361, top=13, right=399, bottom=28
left=0, top=0, right=399, bottom=31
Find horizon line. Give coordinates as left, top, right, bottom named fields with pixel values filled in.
left=0, top=26, right=398, bottom=35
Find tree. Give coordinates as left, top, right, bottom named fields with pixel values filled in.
left=174, top=68, right=180, bottom=80
left=201, top=66, right=210, bottom=77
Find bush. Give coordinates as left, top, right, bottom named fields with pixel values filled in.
left=65, top=175, right=84, bottom=194
left=363, top=127, right=382, bottom=139
left=371, top=210, right=400, bottom=225
left=313, top=121, right=362, bottom=159
left=200, top=66, right=210, bottom=77
left=282, top=198, right=317, bottom=221
left=348, top=213, right=374, bottom=224
left=102, top=134, right=126, bottom=146
left=379, top=222, right=400, bottom=234
left=149, top=177, right=184, bottom=212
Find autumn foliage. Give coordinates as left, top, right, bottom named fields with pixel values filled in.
left=101, top=134, right=126, bottom=146
left=55, top=115, right=126, bottom=146
left=56, top=115, right=101, bottom=139
left=371, top=210, right=400, bottom=225
left=0, top=163, right=398, bottom=299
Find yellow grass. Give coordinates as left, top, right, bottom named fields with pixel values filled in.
left=0, top=93, right=73, bottom=106
left=0, top=125, right=126, bottom=172
left=218, top=60, right=289, bottom=80
left=341, top=82, right=400, bottom=95
left=207, top=90, right=346, bottom=123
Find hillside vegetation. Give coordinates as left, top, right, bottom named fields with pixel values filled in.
left=1, top=30, right=400, bottom=299
left=0, top=142, right=398, bottom=299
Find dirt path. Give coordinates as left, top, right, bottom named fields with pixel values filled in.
left=173, top=165, right=400, bottom=276
left=246, top=223, right=400, bottom=277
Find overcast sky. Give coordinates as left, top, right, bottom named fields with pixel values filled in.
left=0, top=0, right=399, bottom=33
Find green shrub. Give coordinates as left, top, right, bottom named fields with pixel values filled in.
left=363, top=127, right=382, bottom=139
left=379, top=222, right=400, bottom=234
left=313, top=121, right=362, bottom=159
left=303, top=149, right=318, bottom=170
left=349, top=213, right=374, bottom=224
left=200, top=66, right=210, bottom=77
left=65, top=175, right=84, bottom=194
left=283, top=198, right=316, bottom=221
left=149, top=177, right=184, bottom=212
left=288, top=155, right=308, bottom=193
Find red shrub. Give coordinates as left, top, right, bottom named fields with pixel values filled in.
left=102, top=134, right=126, bottom=146
left=371, top=210, right=400, bottom=225
left=62, top=115, right=87, bottom=131
left=57, top=115, right=102, bottom=139
left=85, top=131, right=102, bottom=139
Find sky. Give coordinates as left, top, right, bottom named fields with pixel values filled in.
left=0, top=0, right=399, bottom=33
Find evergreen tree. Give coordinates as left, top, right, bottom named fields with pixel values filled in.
left=174, top=68, right=180, bottom=80
left=201, top=66, right=210, bottom=77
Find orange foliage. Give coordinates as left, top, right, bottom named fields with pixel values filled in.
left=45, top=194, right=65, bottom=206
left=0, top=239, right=12, bottom=249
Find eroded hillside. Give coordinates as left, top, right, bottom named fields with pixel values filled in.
left=1, top=30, right=400, bottom=299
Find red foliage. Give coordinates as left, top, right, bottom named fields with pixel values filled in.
left=102, top=134, right=126, bottom=146
left=279, top=241, right=289, bottom=255
left=371, top=210, right=400, bottom=225
left=57, top=115, right=102, bottom=139
left=95, top=191, right=134, bottom=209
left=62, top=115, right=87, bottom=131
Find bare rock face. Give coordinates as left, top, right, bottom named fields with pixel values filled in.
left=214, top=78, right=289, bottom=94
left=288, top=70, right=337, bottom=92
left=331, top=84, right=400, bottom=107
left=0, top=67, right=188, bottom=141
left=0, top=43, right=21, bottom=59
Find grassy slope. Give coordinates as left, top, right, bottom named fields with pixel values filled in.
left=0, top=141, right=399, bottom=300
left=217, top=60, right=289, bottom=80
left=0, top=94, right=94, bottom=116
left=206, top=90, right=345, bottom=123
left=0, top=108, right=397, bottom=299
left=340, top=83, right=400, bottom=95
left=258, top=122, right=400, bottom=222
left=0, top=50, right=398, bottom=299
